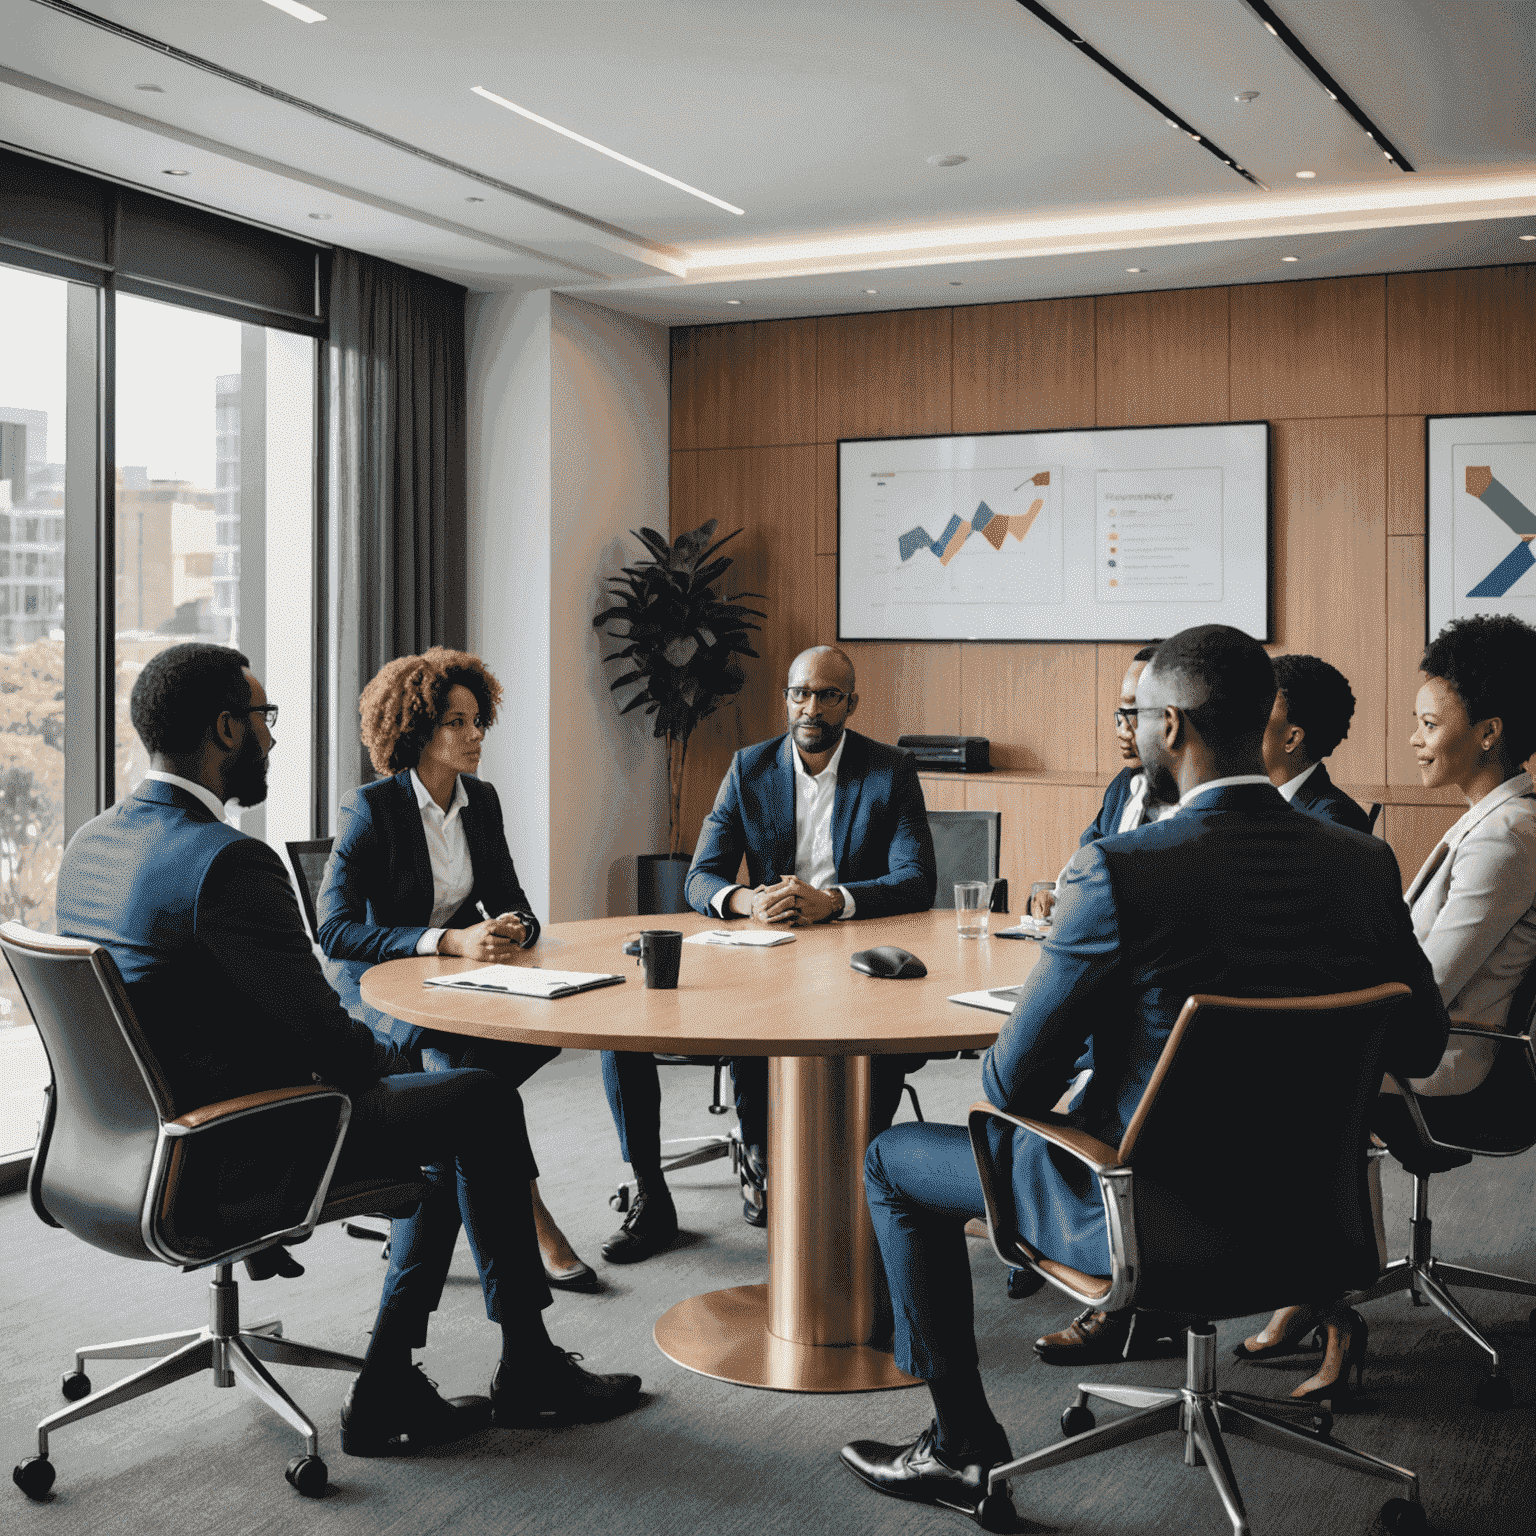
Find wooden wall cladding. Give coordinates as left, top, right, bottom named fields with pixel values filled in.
left=670, top=265, right=1536, bottom=889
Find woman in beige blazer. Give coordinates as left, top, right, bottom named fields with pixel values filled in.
left=1239, top=613, right=1536, bottom=1403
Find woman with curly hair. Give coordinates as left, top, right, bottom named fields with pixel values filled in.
left=317, top=647, right=598, bottom=1292
left=1239, top=613, right=1536, bottom=1402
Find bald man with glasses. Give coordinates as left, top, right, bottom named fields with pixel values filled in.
left=599, top=646, right=938, bottom=1263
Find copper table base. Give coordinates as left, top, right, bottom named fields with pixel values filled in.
left=653, top=1284, right=917, bottom=1393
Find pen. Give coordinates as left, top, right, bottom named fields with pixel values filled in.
left=476, top=900, right=492, bottom=921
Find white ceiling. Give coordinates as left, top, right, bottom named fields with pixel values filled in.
left=1, top=0, right=1533, bottom=323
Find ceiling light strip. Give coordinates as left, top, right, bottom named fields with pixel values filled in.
left=1015, top=1, right=1267, bottom=191
left=1239, top=0, right=1413, bottom=171
left=24, top=0, right=683, bottom=262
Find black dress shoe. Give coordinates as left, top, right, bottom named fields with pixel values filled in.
left=491, top=1350, right=642, bottom=1428
left=840, top=1422, right=1016, bottom=1530
left=741, top=1145, right=767, bottom=1228
left=601, top=1191, right=678, bottom=1264
left=340, top=1365, right=493, bottom=1457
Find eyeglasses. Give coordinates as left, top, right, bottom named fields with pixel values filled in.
left=784, top=687, right=850, bottom=707
left=240, top=703, right=280, bottom=729
left=1113, top=708, right=1140, bottom=728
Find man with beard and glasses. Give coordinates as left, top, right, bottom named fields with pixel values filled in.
left=56, top=643, right=641, bottom=1458
left=598, top=645, right=937, bottom=1263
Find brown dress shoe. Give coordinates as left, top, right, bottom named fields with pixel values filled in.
left=1034, top=1307, right=1132, bottom=1364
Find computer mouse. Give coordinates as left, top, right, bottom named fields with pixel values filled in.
left=850, top=946, right=928, bottom=980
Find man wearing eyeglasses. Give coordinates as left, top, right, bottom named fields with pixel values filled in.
left=599, top=645, right=937, bottom=1262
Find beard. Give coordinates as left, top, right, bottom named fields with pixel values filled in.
left=791, top=716, right=843, bottom=755
left=226, top=729, right=270, bottom=808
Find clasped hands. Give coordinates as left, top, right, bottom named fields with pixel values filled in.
left=726, top=874, right=840, bottom=926
left=438, top=913, right=526, bottom=960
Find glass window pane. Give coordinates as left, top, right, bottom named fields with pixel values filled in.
left=0, top=262, right=67, bottom=1160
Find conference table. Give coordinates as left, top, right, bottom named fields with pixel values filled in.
left=361, top=907, right=1042, bottom=1393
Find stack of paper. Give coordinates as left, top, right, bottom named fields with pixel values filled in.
left=683, top=930, right=797, bottom=948
left=424, top=966, right=624, bottom=998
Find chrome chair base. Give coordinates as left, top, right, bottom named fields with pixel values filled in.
left=611, top=1129, right=743, bottom=1212
left=986, top=1325, right=1421, bottom=1536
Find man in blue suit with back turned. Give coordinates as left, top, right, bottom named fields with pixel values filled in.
left=600, top=645, right=937, bottom=1262
left=56, top=644, right=640, bottom=1457
left=838, top=625, right=1449, bottom=1529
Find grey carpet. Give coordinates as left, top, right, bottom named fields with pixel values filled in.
left=3, top=1050, right=1533, bottom=1535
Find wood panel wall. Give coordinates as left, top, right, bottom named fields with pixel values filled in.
left=669, top=264, right=1536, bottom=891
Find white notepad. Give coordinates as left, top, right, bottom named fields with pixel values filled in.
left=948, top=985, right=1027, bottom=1014
left=682, top=930, right=797, bottom=948
left=423, top=965, right=625, bottom=999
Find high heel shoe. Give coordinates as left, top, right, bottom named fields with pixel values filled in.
left=1290, top=1309, right=1367, bottom=1406
left=1231, top=1304, right=1322, bottom=1361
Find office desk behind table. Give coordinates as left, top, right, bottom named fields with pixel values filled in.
left=362, top=909, right=1040, bottom=1393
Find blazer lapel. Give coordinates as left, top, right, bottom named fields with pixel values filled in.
left=396, top=772, right=436, bottom=923
left=830, top=731, right=865, bottom=879
left=769, top=739, right=797, bottom=881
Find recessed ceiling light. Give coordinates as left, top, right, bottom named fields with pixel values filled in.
left=472, top=85, right=744, bottom=215
left=465, top=196, right=485, bottom=203
left=1521, top=234, right=1536, bottom=241
left=864, top=288, right=878, bottom=294
left=724, top=299, right=742, bottom=305
left=1263, top=21, right=1279, bottom=36
left=1281, top=255, right=1299, bottom=262
left=307, top=213, right=332, bottom=220
left=1234, top=91, right=1260, bottom=103
left=135, top=84, right=164, bottom=93
left=1125, top=267, right=1143, bottom=273
left=1295, top=170, right=1317, bottom=179
left=926, top=154, right=968, bottom=168
left=260, top=0, right=327, bottom=21
left=162, top=169, right=190, bottom=177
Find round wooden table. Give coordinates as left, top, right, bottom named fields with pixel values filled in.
left=361, top=908, right=1041, bottom=1392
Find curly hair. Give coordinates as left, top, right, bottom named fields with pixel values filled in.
left=358, top=647, right=503, bottom=776
left=1421, top=615, right=1536, bottom=766
left=131, top=642, right=251, bottom=756
left=1273, top=653, right=1356, bottom=760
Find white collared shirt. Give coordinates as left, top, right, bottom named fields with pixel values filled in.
left=1115, top=770, right=1180, bottom=833
left=711, top=733, right=856, bottom=919
left=412, top=769, right=474, bottom=956
left=1274, top=761, right=1321, bottom=804
left=143, top=769, right=233, bottom=825
left=1178, top=774, right=1274, bottom=809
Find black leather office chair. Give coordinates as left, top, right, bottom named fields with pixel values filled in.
left=967, top=986, right=1426, bottom=1536
left=285, top=838, right=333, bottom=948
left=2, top=922, right=427, bottom=1503
left=1348, top=968, right=1536, bottom=1408
left=928, top=808, right=1007, bottom=913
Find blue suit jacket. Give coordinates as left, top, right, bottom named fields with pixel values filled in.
left=317, top=772, right=539, bottom=970
left=56, top=780, right=383, bottom=1114
left=685, top=730, right=937, bottom=919
left=980, top=783, right=1450, bottom=1275
left=1290, top=761, right=1372, bottom=835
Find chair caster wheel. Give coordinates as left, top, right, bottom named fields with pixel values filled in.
left=1475, top=1373, right=1513, bottom=1409
left=285, top=1455, right=328, bottom=1498
left=1379, top=1496, right=1427, bottom=1535
left=608, top=1186, right=630, bottom=1213
left=1061, top=1404, right=1095, bottom=1437
left=13, top=1455, right=55, bottom=1500
left=60, top=1370, right=91, bottom=1401
left=976, top=1489, right=1014, bottom=1532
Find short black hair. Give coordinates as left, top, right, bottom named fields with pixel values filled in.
left=1132, top=642, right=1162, bottom=664
left=1421, top=614, right=1536, bottom=765
left=1148, top=624, right=1275, bottom=749
left=131, top=643, right=251, bottom=757
left=1273, top=654, right=1356, bottom=760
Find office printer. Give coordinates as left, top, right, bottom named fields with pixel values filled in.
left=896, top=735, right=991, bottom=773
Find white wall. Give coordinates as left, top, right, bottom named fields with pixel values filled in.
left=466, top=288, right=669, bottom=923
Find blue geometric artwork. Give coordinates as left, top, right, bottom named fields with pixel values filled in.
left=1466, top=467, right=1536, bottom=598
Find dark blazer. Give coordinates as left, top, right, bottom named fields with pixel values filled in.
left=980, top=783, right=1450, bottom=1275
left=317, top=771, right=539, bottom=968
left=1289, top=761, right=1372, bottom=835
left=1078, top=765, right=1142, bottom=847
left=55, top=779, right=382, bottom=1113
left=685, top=729, right=937, bottom=919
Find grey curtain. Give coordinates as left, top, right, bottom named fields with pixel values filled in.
left=327, top=247, right=467, bottom=810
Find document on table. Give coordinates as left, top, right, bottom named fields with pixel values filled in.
left=993, top=918, right=1049, bottom=940
left=424, top=966, right=625, bottom=998
left=948, top=985, right=1027, bottom=1014
left=683, top=930, right=797, bottom=947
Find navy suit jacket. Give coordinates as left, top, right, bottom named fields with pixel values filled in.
left=317, top=772, right=540, bottom=970
left=980, top=783, right=1450, bottom=1274
left=1078, top=765, right=1141, bottom=848
left=685, top=730, right=937, bottom=919
left=56, top=780, right=383, bottom=1114
left=1290, top=761, right=1372, bottom=835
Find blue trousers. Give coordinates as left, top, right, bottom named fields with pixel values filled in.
left=864, top=1121, right=988, bottom=1381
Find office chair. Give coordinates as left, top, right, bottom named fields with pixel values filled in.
left=1348, top=967, right=1536, bottom=1408
left=927, top=808, right=1007, bottom=913
left=284, top=838, right=333, bottom=948
left=1367, top=802, right=1383, bottom=833
left=967, top=986, right=1426, bottom=1536
left=2, top=922, right=427, bottom=1502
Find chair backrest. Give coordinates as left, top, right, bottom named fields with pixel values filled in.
left=928, top=810, right=1001, bottom=908
left=1367, top=801, right=1383, bottom=833
left=0, top=922, right=172, bottom=1262
left=1117, top=984, right=1411, bottom=1320
left=286, top=838, right=334, bottom=947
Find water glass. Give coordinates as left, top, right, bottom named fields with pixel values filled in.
left=955, top=881, right=989, bottom=938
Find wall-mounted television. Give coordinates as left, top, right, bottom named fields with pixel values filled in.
left=837, top=421, right=1271, bottom=643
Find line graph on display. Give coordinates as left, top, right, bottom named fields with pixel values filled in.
left=897, top=472, right=1052, bottom=564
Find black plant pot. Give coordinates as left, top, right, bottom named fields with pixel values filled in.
left=637, top=854, right=692, bottom=915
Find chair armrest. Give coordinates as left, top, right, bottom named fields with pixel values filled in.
left=967, top=1102, right=1121, bottom=1174
left=166, top=1083, right=342, bottom=1134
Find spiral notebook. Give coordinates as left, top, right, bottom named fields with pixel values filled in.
left=424, top=966, right=625, bottom=999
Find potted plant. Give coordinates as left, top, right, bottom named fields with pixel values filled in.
left=593, top=519, right=764, bottom=914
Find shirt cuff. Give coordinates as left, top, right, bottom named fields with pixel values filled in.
left=416, top=927, right=445, bottom=957
left=835, top=885, right=856, bottom=920
left=711, top=885, right=742, bottom=918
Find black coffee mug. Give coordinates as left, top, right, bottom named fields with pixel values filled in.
left=624, top=929, right=682, bottom=989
